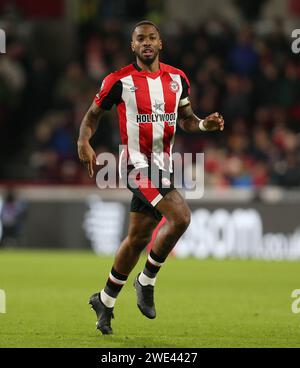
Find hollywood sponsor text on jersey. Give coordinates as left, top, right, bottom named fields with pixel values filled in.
left=136, top=112, right=177, bottom=125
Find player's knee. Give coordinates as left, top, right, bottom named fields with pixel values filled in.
left=170, top=211, right=191, bottom=234
left=178, top=213, right=191, bottom=233
left=128, top=234, right=151, bottom=250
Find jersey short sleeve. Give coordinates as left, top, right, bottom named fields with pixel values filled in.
left=94, top=74, right=122, bottom=110
left=179, top=73, right=191, bottom=107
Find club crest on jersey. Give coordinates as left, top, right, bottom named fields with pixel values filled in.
left=169, top=80, right=179, bottom=93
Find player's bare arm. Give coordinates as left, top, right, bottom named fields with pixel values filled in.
left=77, top=101, right=105, bottom=178
left=178, top=103, right=224, bottom=133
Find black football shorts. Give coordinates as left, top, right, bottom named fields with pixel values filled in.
left=121, top=164, right=174, bottom=220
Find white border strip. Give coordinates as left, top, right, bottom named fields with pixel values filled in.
left=151, top=193, right=163, bottom=207
left=148, top=254, right=164, bottom=267
left=178, top=96, right=190, bottom=107
left=109, top=273, right=126, bottom=285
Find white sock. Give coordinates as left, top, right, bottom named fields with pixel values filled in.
left=100, top=289, right=116, bottom=308
left=138, top=272, right=156, bottom=286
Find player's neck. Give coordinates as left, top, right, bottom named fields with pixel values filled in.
left=136, top=58, right=160, bottom=73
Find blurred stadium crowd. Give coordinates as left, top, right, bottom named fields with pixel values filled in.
left=0, top=1, right=300, bottom=188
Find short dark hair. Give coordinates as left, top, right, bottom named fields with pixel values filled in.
left=131, top=20, right=160, bottom=36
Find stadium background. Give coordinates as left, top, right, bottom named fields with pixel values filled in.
left=0, top=0, right=300, bottom=348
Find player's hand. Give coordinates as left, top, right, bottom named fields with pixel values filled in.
left=77, top=140, right=97, bottom=178
left=203, top=112, right=224, bottom=131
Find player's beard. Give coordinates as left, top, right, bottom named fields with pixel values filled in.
left=135, top=49, right=159, bottom=66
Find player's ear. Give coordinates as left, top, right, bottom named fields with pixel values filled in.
left=131, top=41, right=135, bottom=53
left=159, top=38, right=162, bottom=50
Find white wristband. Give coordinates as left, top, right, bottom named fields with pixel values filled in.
left=199, top=119, right=207, bottom=131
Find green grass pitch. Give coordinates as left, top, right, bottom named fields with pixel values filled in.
left=0, top=249, right=299, bottom=348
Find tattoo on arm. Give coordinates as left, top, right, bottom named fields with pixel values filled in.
left=78, top=102, right=105, bottom=141
left=178, top=104, right=194, bottom=120
left=178, top=104, right=201, bottom=133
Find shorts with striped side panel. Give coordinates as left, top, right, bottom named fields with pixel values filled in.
left=122, top=165, right=174, bottom=221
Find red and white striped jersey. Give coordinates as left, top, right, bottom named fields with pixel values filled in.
left=94, top=62, right=190, bottom=172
